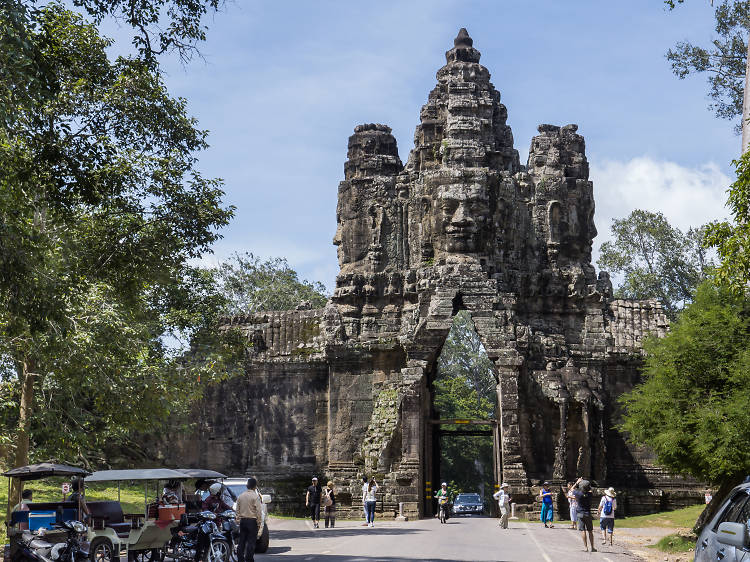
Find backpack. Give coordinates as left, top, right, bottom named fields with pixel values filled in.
left=603, top=498, right=613, bottom=516
left=323, top=490, right=333, bottom=507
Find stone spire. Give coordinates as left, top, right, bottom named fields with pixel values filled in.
left=405, top=28, right=519, bottom=172
left=446, top=27, right=481, bottom=64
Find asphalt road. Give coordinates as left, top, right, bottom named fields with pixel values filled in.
left=255, top=515, right=644, bottom=562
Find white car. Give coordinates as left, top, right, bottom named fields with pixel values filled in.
left=223, top=478, right=272, bottom=554
left=694, top=482, right=750, bottom=562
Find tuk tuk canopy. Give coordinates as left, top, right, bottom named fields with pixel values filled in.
left=174, top=469, right=227, bottom=479
left=3, top=463, right=90, bottom=481
left=86, top=469, right=187, bottom=482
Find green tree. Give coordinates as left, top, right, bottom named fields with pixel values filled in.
left=665, top=1, right=750, bottom=133
left=215, top=252, right=328, bottom=315
left=620, top=280, right=750, bottom=528
left=0, top=4, right=234, bottom=469
left=705, top=152, right=750, bottom=294
left=597, top=210, right=712, bottom=319
left=434, top=311, right=497, bottom=497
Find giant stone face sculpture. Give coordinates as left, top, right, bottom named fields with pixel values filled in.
left=166, top=29, right=701, bottom=519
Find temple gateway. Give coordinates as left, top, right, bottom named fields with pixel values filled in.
left=167, top=29, right=700, bottom=517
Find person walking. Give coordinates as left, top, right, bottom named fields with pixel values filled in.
left=235, top=477, right=263, bottom=562
left=571, top=478, right=597, bottom=553
left=597, top=487, right=617, bottom=546
left=566, top=481, right=578, bottom=529
left=305, top=477, right=322, bottom=529
left=493, top=483, right=511, bottom=529
left=323, top=481, right=336, bottom=528
left=363, top=477, right=378, bottom=527
left=539, top=481, right=554, bottom=528
left=360, top=476, right=369, bottom=526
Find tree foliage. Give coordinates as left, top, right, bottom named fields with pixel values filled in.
left=597, top=210, right=712, bottom=319
left=705, top=152, right=750, bottom=294
left=620, top=280, right=750, bottom=483
left=434, top=311, right=497, bottom=495
left=215, top=252, right=328, bottom=315
left=665, top=0, right=750, bottom=132
left=0, top=3, right=236, bottom=466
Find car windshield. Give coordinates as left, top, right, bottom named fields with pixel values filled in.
left=456, top=494, right=481, bottom=503
left=226, top=484, right=246, bottom=500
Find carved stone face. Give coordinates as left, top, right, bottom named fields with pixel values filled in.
left=432, top=182, right=489, bottom=254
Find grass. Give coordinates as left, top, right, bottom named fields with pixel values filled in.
left=616, top=503, right=705, bottom=528
left=649, top=533, right=696, bottom=553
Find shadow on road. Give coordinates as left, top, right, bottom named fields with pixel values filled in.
left=255, top=548, right=511, bottom=562
left=268, top=527, right=423, bottom=540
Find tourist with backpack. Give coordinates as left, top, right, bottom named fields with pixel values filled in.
left=597, top=487, right=617, bottom=545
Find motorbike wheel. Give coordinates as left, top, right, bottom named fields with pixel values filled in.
left=439, top=507, right=446, bottom=524
left=208, top=540, right=230, bottom=562
left=89, top=538, right=115, bottom=562
left=255, top=524, right=269, bottom=554
left=128, top=549, right=162, bottom=562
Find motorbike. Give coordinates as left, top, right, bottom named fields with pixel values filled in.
left=436, top=497, right=451, bottom=524
left=165, top=511, right=230, bottom=562
left=13, top=521, right=89, bottom=562
left=215, top=510, right=238, bottom=562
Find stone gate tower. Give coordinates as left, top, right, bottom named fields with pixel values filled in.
left=169, top=29, right=697, bottom=518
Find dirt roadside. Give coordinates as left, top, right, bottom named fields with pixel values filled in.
left=618, top=527, right=695, bottom=562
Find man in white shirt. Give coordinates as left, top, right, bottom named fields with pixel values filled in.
left=597, top=487, right=617, bottom=546
left=492, top=483, right=511, bottom=529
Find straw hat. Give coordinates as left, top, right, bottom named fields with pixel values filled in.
left=605, top=487, right=616, bottom=498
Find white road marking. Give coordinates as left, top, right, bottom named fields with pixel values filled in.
left=526, top=527, right=553, bottom=562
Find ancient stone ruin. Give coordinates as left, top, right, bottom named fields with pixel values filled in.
left=170, top=29, right=700, bottom=517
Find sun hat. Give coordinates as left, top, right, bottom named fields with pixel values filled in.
left=501, top=482, right=509, bottom=488
left=605, top=487, right=616, bottom=498
left=312, top=476, right=318, bottom=481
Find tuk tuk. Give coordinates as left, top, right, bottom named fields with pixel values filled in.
left=3, top=463, right=91, bottom=559
left=83, top=468, right=189, bottom=562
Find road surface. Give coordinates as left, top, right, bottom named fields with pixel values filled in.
left=256, top=515, right=644, bottom=561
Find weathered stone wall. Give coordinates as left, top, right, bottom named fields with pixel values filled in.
left=167, top=28, right=702, bottom=518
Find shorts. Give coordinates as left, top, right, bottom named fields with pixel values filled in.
left=577, top=513, right=593, bottom=531
left=600, top=517, right=614, bottom=533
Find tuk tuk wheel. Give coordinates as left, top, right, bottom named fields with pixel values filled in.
left=89, top=537, right=115, bottom=562
left=128, top=549, right=163, bottom=562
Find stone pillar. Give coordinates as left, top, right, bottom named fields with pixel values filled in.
left=553, top=399, right=568, bottom=480
left=496, top=365, right=527, bottom=487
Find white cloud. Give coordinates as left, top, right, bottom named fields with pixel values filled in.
left=591, top=157, right=732, bottom=260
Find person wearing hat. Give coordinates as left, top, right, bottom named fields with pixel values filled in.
left=571, top=477, right=597, bottom=552
left=305, top=476, right=322, bottom=528
left=539, top=481, right=554, bottom=528
left=597, top=487, right=617, bottom=546
left=492, top=483, right=511, bottom=529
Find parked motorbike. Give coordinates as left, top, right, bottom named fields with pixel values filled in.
left=13, top=521, right=89, bottom=562
left=165, top=511, right=230, bottom=562
left=215, top=510, right=238, bottom=562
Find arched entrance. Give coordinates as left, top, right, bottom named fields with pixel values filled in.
left=421, top=308, right=503, bottom=516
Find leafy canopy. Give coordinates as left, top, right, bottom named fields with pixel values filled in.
left=620, top=280, right=750, bottom=483
left=705, top=152, right=750, bottom=294
left=214, top=252, right=328, bottom=315
left=0, top=2, right=236, bottom=465
left=665, top=0, right=750, bottom=132
left=597, top=210, right=712, bottom=319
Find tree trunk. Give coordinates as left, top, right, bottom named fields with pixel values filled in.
left=693, top=475, right=744, bottom=535
left=9, top=358, right=37, bottom=514
left=742, top=34, right=750, bottom=154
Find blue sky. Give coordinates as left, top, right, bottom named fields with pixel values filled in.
left=107, top=0, right=738, bottom=292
